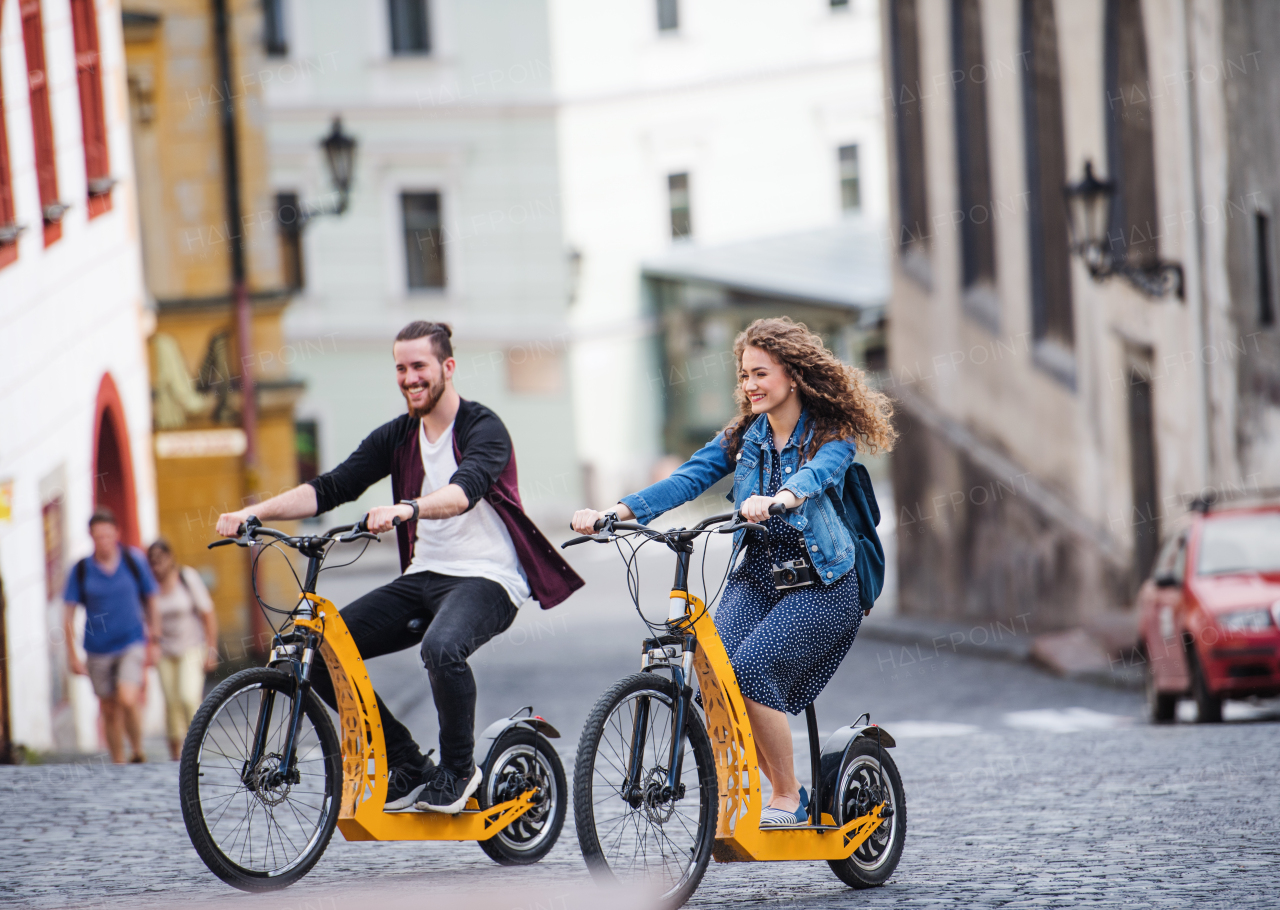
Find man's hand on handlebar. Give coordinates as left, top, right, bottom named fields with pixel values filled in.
left=366, top=503, right=415, bottom=535
left=740, top=490, right=802, bottom=523
left=571, top=504, right=635, bottom=536
left=215, top=509, right=254, bottom=539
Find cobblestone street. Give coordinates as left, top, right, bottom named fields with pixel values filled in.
left=3, top=545, right=1279, bottom=909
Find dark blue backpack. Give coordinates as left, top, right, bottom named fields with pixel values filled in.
left=826, top=461, right=885, bottom=615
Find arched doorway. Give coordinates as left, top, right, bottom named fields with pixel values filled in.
left=92, top=374, right=139, bottom=547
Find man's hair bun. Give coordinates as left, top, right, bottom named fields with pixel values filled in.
left=394, top=321, right=454, bottom=359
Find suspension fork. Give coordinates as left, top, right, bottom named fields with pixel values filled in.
left=624, top=695, right=650, bottom=803
left=277, top=633, right=318, bottom=781
left=664, top=640, right=696, bottom=795
left=663, top=543, right=696, bottom=795
left=245, top=631, right=318, bottom=785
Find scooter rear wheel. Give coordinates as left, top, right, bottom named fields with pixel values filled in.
left=477, top=726, right=567, bottom=865
left=827, top=739, right=907, bottom=889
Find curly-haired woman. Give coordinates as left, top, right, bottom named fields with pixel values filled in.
left=571, top=317, right=895, bottom=826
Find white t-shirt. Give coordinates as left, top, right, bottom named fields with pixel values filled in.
left=405, top=419, right=530, bottom=608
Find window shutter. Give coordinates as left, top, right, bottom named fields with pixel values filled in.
left=0, top=56, right=15, bottom=268
left=71, top=0, right=112, bottom=216
left=21, top=0, right=61, bottom=244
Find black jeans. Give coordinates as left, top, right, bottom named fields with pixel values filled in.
left=309, top=570, right=517, bottom=773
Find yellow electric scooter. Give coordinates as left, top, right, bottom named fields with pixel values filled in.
left=565, top=506, right=905, bottom=909
left=179, top=518, right=565, bottom=891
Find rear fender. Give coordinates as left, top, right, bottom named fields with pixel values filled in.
left=474, top=707, right=561, bottom=768
left=817, top=723, right=895, bottom=821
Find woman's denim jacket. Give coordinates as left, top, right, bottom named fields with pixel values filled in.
left=620, top=411, right=858, bottom=585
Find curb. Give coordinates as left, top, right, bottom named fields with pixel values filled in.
left=860, top=614, right=1143, bottom=691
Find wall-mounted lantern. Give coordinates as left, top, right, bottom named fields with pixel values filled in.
left=1065, top=160, right=1183, bottom=299
left=299, top=117, right=357, bottom=227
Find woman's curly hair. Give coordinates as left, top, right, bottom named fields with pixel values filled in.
left=722, top=317, right=896, bottom=461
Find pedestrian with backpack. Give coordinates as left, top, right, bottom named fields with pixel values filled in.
left=571, top=317, right=895, bottom=826
left=146, top=539, right=218, bottom=760
left=63, top=507, right=160, bottom=764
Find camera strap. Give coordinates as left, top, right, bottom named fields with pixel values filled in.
left=757, top=455, right=778, bottom=564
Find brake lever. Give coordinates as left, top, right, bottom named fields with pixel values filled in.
left=338, top=529, right=378, bottom=543
left=718, top=520, right=767, bottom=535
left=209, top=520, right=253, bottom=549
left=561, top=533, right=612, bottom=549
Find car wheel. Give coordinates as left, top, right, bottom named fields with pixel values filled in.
left=1187, top=647, right=1223, bottom=724
left=1144, top=659, right=1177, bottom=724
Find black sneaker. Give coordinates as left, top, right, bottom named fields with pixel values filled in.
left=414, top=763, right=482, bottom=814
left=384, top=754, right=436, bottom=811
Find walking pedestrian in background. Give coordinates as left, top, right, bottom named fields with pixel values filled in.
left=147, top=540, right=218, bottom=760
left=63, top=507, right=159, bottom=764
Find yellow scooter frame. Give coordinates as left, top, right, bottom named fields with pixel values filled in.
left=672, top=592, right=887, bottom=863
left=292, top=595, right=536, bottom=843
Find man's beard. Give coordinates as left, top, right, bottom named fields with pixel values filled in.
left=402, top=379, right=446, bottom=418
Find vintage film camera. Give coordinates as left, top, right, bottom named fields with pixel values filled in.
left=772, top=557, right=815, bottom=592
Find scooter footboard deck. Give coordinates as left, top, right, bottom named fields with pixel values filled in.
left=712, top=808, right=886, bottom=862
left=338, top=791, right=537, bottom=842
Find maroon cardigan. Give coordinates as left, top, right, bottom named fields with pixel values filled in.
left=309, top=400, right=583, bottom=608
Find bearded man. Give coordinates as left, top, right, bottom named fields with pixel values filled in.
left=215, top=321, right=582, bottom=812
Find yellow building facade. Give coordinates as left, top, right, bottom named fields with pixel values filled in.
left=123, top=2, right=302, bottom=653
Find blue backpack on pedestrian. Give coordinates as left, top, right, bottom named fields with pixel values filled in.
left=825, top=461, right=885, bottom=616
left=75, top=547, right=148, bottom=598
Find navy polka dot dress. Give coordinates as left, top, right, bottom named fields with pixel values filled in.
left=715, top=431, right=862, bottom=716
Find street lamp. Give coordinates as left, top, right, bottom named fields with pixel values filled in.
left=298, top=117, right=357, bottom=226
left=1064, top=160, right=1183, bottom=299
left=320, top=117, right=356, bottom=215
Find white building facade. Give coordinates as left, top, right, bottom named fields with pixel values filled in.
left=553, top=0, right=887, bottom=503
left=0, top=0, right=156, bottom=755
left=259, top=0, right=885, bottom=517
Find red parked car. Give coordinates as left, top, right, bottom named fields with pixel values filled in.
left=1138, top=502, right=1280, bottom=723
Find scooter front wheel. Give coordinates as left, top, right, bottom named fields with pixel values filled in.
left=477, top=725, right=567, bottom=865
left=574, top=672, right=717, bottom=909
left=179, top=667, right=342, bottom=891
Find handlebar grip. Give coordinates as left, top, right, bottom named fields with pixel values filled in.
left=391, top=516, right=402, bottom=528
left=768, top=502, right=791, bottom=516
left=592, top=511, right=619, bottom=533
left=357, top=514, right=370, bottom=533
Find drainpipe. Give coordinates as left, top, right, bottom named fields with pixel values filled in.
left=212, top=0, right=257, bottom=475
left=212, top=0, right=264, bottom=649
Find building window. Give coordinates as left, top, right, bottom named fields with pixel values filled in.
left=668, top=173, right=691, bottom=240
left=295, top=420, right=320, bottom=484
left=889, top=0, right=928, bottom=254
left=952, top=0, right=996, bottom=293
left=1022, top=0, right=1073, bottom=351
left=1257, top=212, right=1275, bottom=327
left=657, top=0, right=679, bottom=32
left=0, top=54, right=16, bottom=270
left=1126, top=355, right=1159, bottom=582
left=276, top=192, right=304, bottom=290
left=660, top=0, right=680, bottom=31
left=1105, top=0, right=1158, bottom=269
left=838, top=145, right=861, bottom=213
left=830, top=0, right=850, bottom=8
left=264, top=0, right=288, bottom=56
left=402, top=192, right=445, bottom=289
left=70, top=0, right=112, bottom=218
left=21, top=0, right=62, bottom=247
left=389, top=0, right=430, bottom=54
